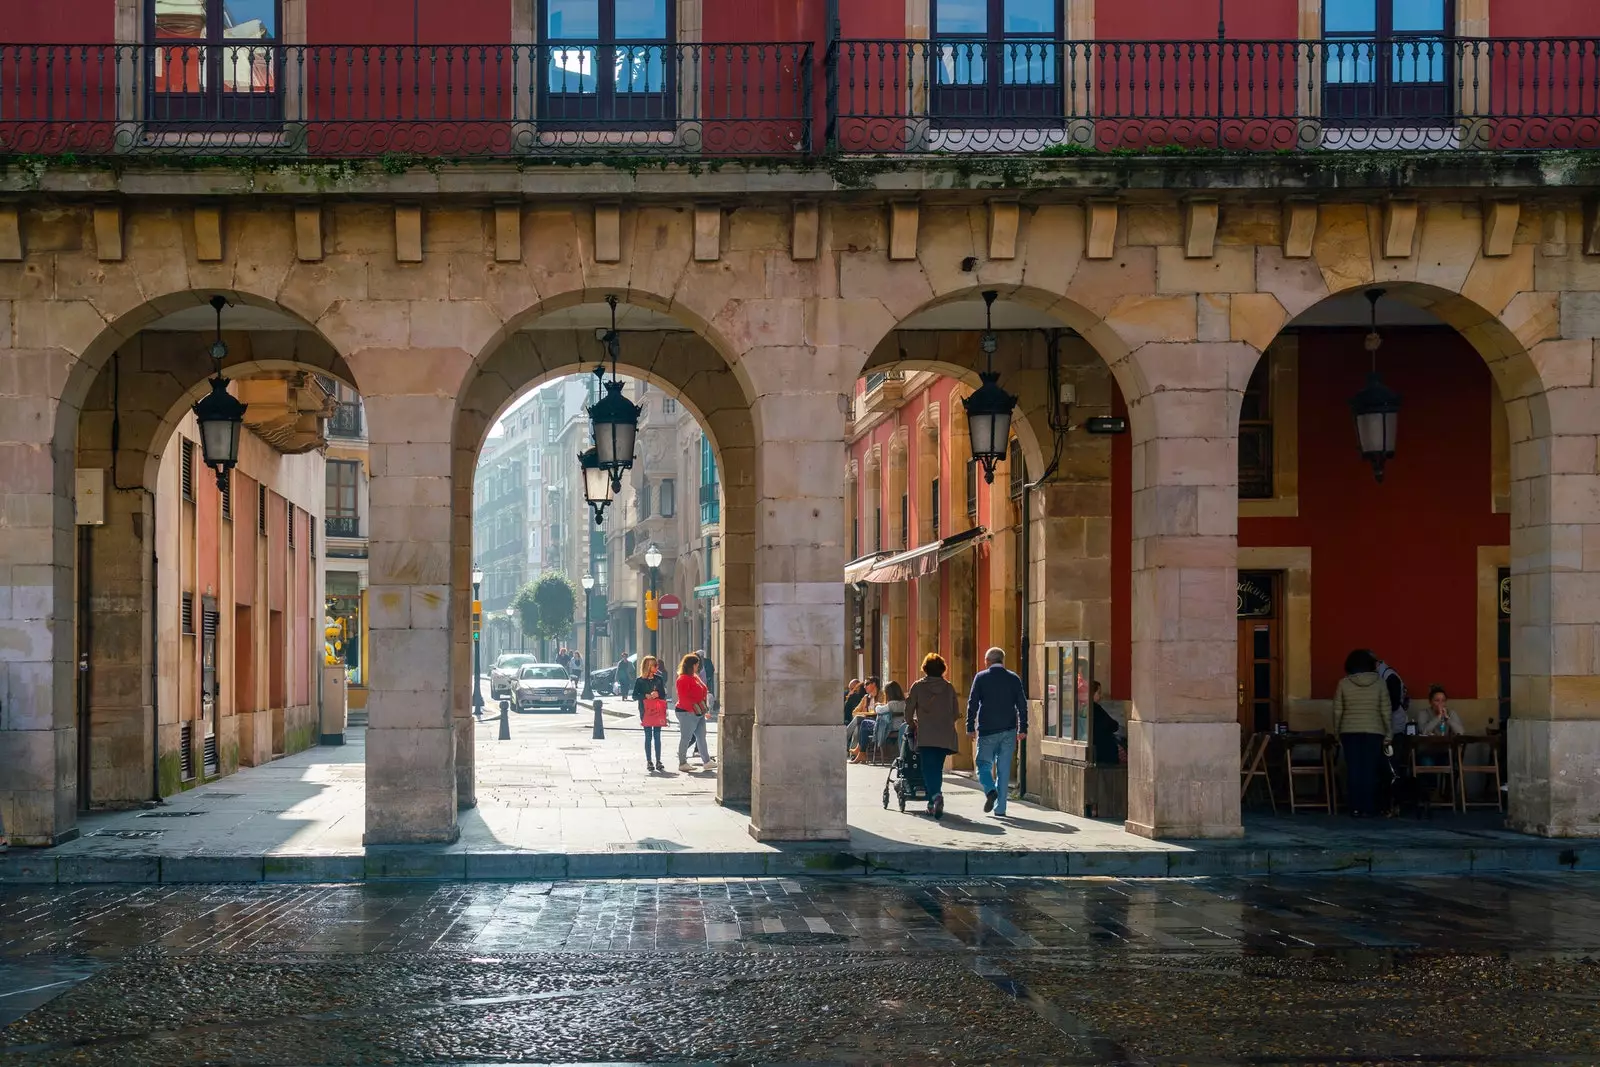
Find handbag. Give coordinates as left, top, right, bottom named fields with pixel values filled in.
left=642, top=695, right=669, bottom=727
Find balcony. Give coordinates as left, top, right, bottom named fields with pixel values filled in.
left=235, top=372, right=335, bottom=454
left=327, top=401, right=363, bottom=439
left=698, top=482, right=720, bottom=527
left=0, top=43, right=812, bottom=158
left=862, top=371, right=905, bottom=415
left=325, top=514, right=360, bottom=539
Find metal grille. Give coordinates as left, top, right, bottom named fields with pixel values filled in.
left=288, top=505, right=296, bottom=549
left=931, top=477, right=940, bottom=538
left=180, top=440, right=194, bottom=501
left=181, top=593, right=194, bottom=635
left=179, top=722, right=194, bottom=781
left=220, top=469, right=232, bottom=519
left=258, top=485, right=267, bottom=534
left=203, top=733, right=219, bottom=777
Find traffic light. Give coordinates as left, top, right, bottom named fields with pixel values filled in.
left=471, top=599, right=482, bottom=641
left=644, top=592, right=658, bottom=632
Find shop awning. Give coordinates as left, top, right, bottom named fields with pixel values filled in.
left=858, top=526, right=988, bottom=584
left=693, top=579, right=720, bottom=600
left=843, top=552, right=893, bottom=585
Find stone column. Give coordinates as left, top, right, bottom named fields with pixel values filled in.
left=715, top=442, right=756, bottom=806
left=746, top=380, right=849, bottom=842
left=355, top=348, right=465, bottom=845
left=1122, top=341, right=1252, bottom=839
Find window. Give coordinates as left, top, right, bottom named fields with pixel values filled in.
left=965, top=457, right=979, bottom=519
left=326, top=460, right=360, bottom=538
left=1238, top=358, right=1274, bottom=500
left=180, top=439, right=195, bottom=501
left=875, top=504, right=883, bottom=551
left=659, top=478, right=675, bottom=518
left=148, top=0, right=283, bottom=126
left=181, top=592, right=195, bottom=635
left=287, top=504, right=296, bottom=549
left=258, top=484, right=267, bottom=534
left=698, top=435, right=719, bottom=525
left=900, top=492, right=909, bottom=549
left=220, top=470, right=232, bottom=519
left=639, top=478, right=652, bottom=520
left=1008, top=439, right=1026, bottom=500
left=541, top=0, right=673, bottom=127
left=931, top=477, right=941, bottom=538
left=663, top=397, right=678, bottom=414
left=932, top=0, right=1062, bottom=125
left=1324, top=0, right=1451, bottom=124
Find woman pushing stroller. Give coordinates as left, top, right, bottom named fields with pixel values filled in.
left=904, top=652, right=962, bottom=819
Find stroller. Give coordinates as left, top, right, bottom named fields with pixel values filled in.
left=882, top=721, right=925, bottom=812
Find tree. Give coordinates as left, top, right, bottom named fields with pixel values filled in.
left=511, top=571, right=577, bottom=650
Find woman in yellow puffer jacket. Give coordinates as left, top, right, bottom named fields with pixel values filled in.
left=1333, top=648, right=1390, bottom=816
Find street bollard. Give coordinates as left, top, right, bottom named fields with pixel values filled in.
left=591, top=698, right=605, bottom=740
left=499, top=698, right=510, bottom=741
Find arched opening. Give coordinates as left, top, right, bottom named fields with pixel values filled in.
left=63, top=295, right=362, bottom=811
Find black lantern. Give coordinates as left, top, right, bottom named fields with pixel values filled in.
left=961, top=290, right=1017, bottom=484
left=588, top=294, right=642, bottom=492
left=191, top=295, right=247, bottom=491
left=1349, top=288, right=1402, bottom=483
left=579, top=446, right=615, bottom=524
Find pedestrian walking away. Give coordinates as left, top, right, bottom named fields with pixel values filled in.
left=967, top=647, right=1028, bottom=817
left=1334, top=648, right=1390, bottom=817
left=904, top=653, right=961, bottom=819
left=674, top=653, right=715, bottom=772
left=633, top=655, right=670, bottom=772
left=696, top=649, right=717, bottom=712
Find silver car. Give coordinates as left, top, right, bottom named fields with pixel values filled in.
left=514, top=664, right=578, bottom=713
left=489, top=653, right=537, bottom=699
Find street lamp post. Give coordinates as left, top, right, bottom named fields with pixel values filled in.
left=580, top=573, right=596, bottom=700
left=471, top=568, right=485, bottom=715
left=644, top=543, right=663, bottom=659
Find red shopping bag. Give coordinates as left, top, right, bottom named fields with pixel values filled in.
left=642, top=695, right=670, bottom=727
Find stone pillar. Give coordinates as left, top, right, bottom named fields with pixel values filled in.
left=1123, top=342, right=1251, bottom=840
left=356, top=348, right=465, bottom=845
left=716, top=442, right=756, bottom=806
left=83, top=488, right=157, bottom=805
left=450, top=472, right=476, bottom=812
left=746, top=385, right=849, bottom=841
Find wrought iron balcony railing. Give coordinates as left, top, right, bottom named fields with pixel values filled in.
left=828, top=37, right=1600, bottom=153
left=0, top=42, right=813, bottom=157
left=325, top=514, right=360, bottom=539
left=327, top=401, right=362, bottom=438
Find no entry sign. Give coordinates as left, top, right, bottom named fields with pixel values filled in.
left=657, top=594, right=683, bottom=620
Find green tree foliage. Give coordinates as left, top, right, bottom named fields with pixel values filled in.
left=511, top=572, right=577, bottom=645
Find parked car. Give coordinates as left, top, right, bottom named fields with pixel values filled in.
left=513, top=664, right=578, bottom=714
left=489, top=653, right=537, bottom=700
left=587, top=665, right=619, bottom=696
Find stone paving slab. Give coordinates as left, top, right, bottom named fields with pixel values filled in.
left=1, top=714, right=1593, bottom=884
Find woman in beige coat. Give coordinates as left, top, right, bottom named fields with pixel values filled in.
left=1333, top=648, right=1390, bottom=817
left=904, top=653, right=962, bottom=819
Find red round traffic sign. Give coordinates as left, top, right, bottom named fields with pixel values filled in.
left=657, top=594, right=683, bottom=620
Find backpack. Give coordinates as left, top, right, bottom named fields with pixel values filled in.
left=1377, top=661, right=1410, bottom=732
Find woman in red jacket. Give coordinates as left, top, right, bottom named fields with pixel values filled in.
left=674, top=653, right=715, bottom=773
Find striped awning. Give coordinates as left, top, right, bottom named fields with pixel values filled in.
left=856, top=526, right=988, bottom=585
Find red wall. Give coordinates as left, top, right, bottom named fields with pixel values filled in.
left=1096, top=0, right=1296, bottom=40
left=1490, top=0, right=1600, bottom=36
left=3, top=1, right=115, bottom=43
left=307, top=0, right=510, bottom=44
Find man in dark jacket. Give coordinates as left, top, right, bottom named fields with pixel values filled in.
left=966, top=648, right=1028, bottom=817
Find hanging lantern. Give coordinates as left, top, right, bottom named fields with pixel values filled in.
left=191, top=295, right=247, bottom=492
left=588, top=294, right=642, bottom=491
left=961, top=290, right=1017, bottom=484
left=579, top=445, right=615, bottom=524
left=1349, top=288, right=1402, bottom=483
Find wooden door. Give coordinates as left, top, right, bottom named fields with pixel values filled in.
left=1237, top=571, right=1283, bottom=734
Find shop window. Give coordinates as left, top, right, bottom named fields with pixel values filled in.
left=1324, top=0, right=1452, bottom=124
left=931, top=0, right=1062, bottom=126
left=542, top=0, right=673, bottom=128
left=148, top=0, right=282, bottom=126
left=1239, top=358, right=1275, bottom=500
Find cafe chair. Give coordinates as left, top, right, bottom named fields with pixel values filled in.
left=1409, top=739, right=1459, bottom=812
left=1457, top=739, right=1504, bottom=812
left=1285, top=733, right=1334, bottom=814
left=1240, top=731, right=1275, bottom=812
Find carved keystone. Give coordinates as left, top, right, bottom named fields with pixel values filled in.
left=594, top=203, right=622, bottom=263
left=1283, top=200, right=1317, bottom=259
left=193, top=205, right=224, bottom=262
left=889, top=201, right=919, bottom=261
left=988, top=200, right=1020, bottom=260
left=792, top=201, right=819, bottom=261
left=694, top=203, right=722, bottom=262
left=394, top=205, right=423, bottom=263
left=1184, top=199, right=1219, bottom=259
left=0, top=205, right=18, bottom=260
left=494, top=203, right=521, bottom=263
left=294, top=204, right=323, bottom=262
left=93, top=204, right=124, bottom=262
left=1085, top=200, right=1118, bottom=260
left=1383, top=200, right=1419, bottom=258
left=1484, top=199, right=1520, bottom=258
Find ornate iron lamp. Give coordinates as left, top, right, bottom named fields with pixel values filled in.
left=961, top=290, right=1017, bottom=484
left=579, top=445, right=615, bottom=524
left=588, top=295, right=642, bottom=492
left=1349, top=288, right=1402, bottom=483
left=191, top=295, right=247, bottom=492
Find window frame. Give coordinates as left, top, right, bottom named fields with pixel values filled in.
left=1322, top=0, right=1455, bottom=125
left=930, top=0, right=1064, bottom=128
left=659, top=477, right=676, bottom=518
left=538, top=0, right=677, bottom=130
left=146, top=0, right=284, bottom=128
left=1238, top=358, right=1275, bottom=501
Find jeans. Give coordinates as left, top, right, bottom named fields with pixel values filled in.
left=919, top=746, right=951, bottom=802
left=846, top=717, right=872, bottom=752
left=677, top=710, right=711, bottom=764
left=642, top=725, right=662, bottom=763
left=976, top=730, right=1017, bottom=814
left=1341, top=732, right=1384, bottom=815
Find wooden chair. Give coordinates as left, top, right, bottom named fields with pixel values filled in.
left=1457, top=738, right=1504, bottom=812
left=1240, top=731, right=1275, bottom=812
left=1410, top=738, right=1459, bottom=812
left=1285, top=734, right=1334, bottom=814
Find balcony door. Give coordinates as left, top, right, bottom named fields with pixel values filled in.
left=148, top=0, right=282, bottom=126
left=931, top=0, right=1062, bottom=127
left=541, top=0, right=674, bottom=128
left=1323, top=0, right=1453, bottom=125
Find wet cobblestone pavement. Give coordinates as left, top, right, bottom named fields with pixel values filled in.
left=1, top=874, right=1598, bottom=1065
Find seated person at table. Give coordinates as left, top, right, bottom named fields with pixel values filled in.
left=1090, top=681, right=1126, bottom=766
left=1412, top=684, right=1464, bottom=768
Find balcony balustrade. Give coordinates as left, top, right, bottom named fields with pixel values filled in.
left=325, top=514, right=360, bottom=539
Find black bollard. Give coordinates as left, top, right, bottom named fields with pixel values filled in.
left=498, top=698, right=510, bottom=741
left=591, top=698, right=605, bottom=739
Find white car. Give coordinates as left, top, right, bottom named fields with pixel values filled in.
left=514, top=664, right=578, bottom=714
left=489, top=653, right=537, bottom=699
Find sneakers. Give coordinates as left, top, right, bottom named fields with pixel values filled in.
left=679, top=762, right=694, bottom=772
left=984, top=789, right=998, bottom=813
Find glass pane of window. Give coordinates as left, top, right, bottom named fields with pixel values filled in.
left=548, top=0, right=600, bottom=38
left=615, top=0, right=667, bottom=38
left=935, top=0, right=988, bottom=34
left=154, top=0, right=207, bottom=38
left=1004, top=0, right=1056, bottom=34
left=223, top=0, right=277, bottom=39
left=1392, top=0, right=1446, bottom=32
left=1324, top=0, right=1376, bottom=33
left=1325, top=39, right=1376, bottom=84
left=614, top=44, right=666, bottom=93
left=548, top=46, right=598, bottom=92
left=937, top=41, right=986, bottom=86
left=1391, top=39, right=1445, bottom=83
left=1004, top=40, right=1056, bottom=85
